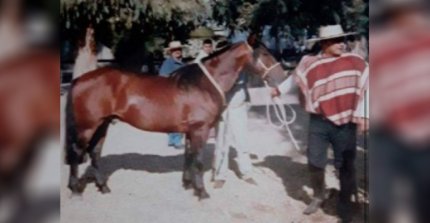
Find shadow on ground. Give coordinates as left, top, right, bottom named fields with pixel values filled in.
left=256, top=154, right=367, bottom=221
left=81, top=145, right=214, bottom=179
left=77, top=142, right=260, bottom=193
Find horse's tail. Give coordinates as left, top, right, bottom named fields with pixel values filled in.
left=64, top=80, right=86, bottom=165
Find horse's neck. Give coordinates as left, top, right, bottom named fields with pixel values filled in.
left=204, top=51, right=248, bottom=92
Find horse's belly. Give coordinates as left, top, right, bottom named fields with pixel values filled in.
left=119, top=88, right=219, bottom=134
left=121, top=101, right=184, bottom=133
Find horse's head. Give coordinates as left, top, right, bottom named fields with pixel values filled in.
left=242, top=39, right=286, bottom=86
left=201, top=41, right=285, bottom=95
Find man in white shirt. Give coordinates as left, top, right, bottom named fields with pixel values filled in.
left=194, top=39, right=213, bottom=61
left=211, top=37, right=255, bottom=189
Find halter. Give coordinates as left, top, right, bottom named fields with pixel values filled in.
left=246, top=42, right=281, bottom=79
left=196, top=61, right=226, bottom=106
left=258, top=58, right=281, bottom=79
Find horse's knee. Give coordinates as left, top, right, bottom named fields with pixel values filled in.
left=89, top=150, right=102, bottom=167
left=182, top=170, right=193, bottom=189
left=183, top=167, right=192, bottom=180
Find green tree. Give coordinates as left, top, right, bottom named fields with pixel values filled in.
left=212, top=0, right=368, bottom=39
left=61, top=0, right=368, bottom=57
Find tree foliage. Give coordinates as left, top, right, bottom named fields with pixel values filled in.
left=212, top=0, right=368, bottom=38
left=60, top=0, right=368, bottom=57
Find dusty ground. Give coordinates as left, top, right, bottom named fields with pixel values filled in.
left=60, top=94, right=367, bottom=223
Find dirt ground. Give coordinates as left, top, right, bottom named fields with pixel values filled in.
left=60, top=94, right=367, bottom=223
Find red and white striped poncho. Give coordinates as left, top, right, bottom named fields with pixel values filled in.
left=371, top=28, right=430, bottom=143
left=279, top=53, right=369, bottom=126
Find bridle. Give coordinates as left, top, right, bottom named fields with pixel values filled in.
left=257, top=58, right=281, bottom=79
left=246, top=42, right=281, bottom=80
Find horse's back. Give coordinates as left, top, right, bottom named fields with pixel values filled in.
left=71, top=67, right=167, bottom=127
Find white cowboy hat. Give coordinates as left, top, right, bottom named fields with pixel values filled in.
left=164, top=41, right=185, bottom=52
left=307, top=25, right=357, bottom=43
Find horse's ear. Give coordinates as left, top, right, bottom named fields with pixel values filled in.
left=247, top=33, right=258, bottom=48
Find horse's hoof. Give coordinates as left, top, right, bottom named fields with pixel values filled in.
left=183, top=181, right=193, bottom=190
left=70, top=189, right=82, bottom=196
left=68, top=181, right=85, bottom=194
left=77, top=184, right=86, bottom=193
left=196, top=189, right=210, bottom=200
left=98, top=185, right=111, bottom=194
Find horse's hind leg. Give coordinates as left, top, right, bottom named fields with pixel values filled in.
left=68, top=159, right=85, bottom=194
left=87, top=120, right=111, bottom=193
left=67, top=143, right=87, bottom=194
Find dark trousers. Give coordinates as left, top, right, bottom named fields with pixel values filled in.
left=307, top=114, right=357, bottom=220
left=370, top=129, right=430, bottom=223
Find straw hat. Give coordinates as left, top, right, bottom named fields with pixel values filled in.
left=164, top=41, right=184, bottom=52
left=307, top=25, right=357, bottom=43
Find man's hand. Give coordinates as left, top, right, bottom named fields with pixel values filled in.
left=271, top=87, right=281, bottom=98
left=357, top=118, right=369, bottom=134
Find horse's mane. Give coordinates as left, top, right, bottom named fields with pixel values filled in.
left=170, top=64, right=204, bottom=88
left=200, top=42, right=237, bottom=62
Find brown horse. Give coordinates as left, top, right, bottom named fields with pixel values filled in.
left=0, top=50, right=60, bottom=193
left=65, top=41, right=285, bottom=199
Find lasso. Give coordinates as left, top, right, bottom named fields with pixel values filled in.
left=264, top=81, right=301, bottom=152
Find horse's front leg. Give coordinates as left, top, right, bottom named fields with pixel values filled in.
left=89, top=138, right=110, bottom=194
left=87, top=122, right=110, bottom=194
left=182, top=136, right=193, bottom=190
left=188, top=127, right=210, bottom=200
left=66, top=140, right=87, bottom=195
left=193, top=148, right=209, bottom=200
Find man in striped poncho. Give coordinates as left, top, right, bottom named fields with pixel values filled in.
left=272, top=25, right=369, bottom=222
